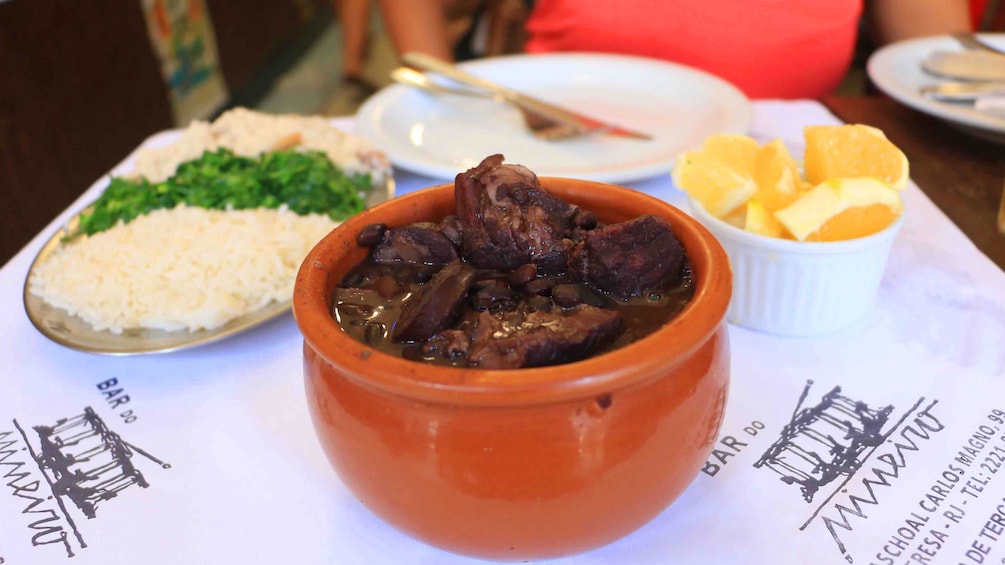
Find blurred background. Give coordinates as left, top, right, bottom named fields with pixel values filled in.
left=0, top=0, right=399, bottom=267
left=1, top=0, right=997, bottom=267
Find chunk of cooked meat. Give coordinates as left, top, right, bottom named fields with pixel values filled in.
left=393, top=260, right=475, bottom=342
left=455, top=154, right=580, bottom=273
left=372, top=223, right=459, bottom=266
left=335, top=154, right=696, bottom=370
left=422, top=329, right=471, bottom=358
left=467, top=305, right=624, bottom=370
left=569, top=215, right=685, bottom=299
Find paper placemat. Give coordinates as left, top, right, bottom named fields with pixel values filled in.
left=1, top=101, right=1003, bottom=564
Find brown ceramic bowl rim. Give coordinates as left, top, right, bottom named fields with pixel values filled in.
left=293, top=179, right=732, bottom=407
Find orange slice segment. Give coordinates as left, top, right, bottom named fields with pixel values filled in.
left=803, top=124, right=909, bottom=190
left=673, top=134, right=759, bottom=218
left=673, top=152, right=757, bottom=218
left=774, top=178, right=903, bottom=242
left=752, top=139, right=801, bottom=211
left=744, top=200, right=789, bottom=239
left=699, top=134, right=758, bottom=175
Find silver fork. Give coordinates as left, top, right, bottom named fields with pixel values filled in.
left=390, top=66, right=601, bottom=141
left=952, top=32, right=1005, bottom=56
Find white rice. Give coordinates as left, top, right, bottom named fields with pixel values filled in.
left=131, top=107, right=390, bottom=184
left=29, top=205, right=337, bottom=334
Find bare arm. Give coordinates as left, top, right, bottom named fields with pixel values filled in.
left=865, top=0, right=972, bottom=45
left=333, top=0, right=371, bottom=77
left=376, top=0, right=455, bottom=60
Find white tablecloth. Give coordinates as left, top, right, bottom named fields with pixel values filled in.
left=1, top=101, right=1004, bottom=565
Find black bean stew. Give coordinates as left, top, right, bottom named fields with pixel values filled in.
left=333, top=154, right=693, bottom=370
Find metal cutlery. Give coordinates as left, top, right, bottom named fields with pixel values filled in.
left=390, top=66, right=595, bottom=141
left=920, top=35, right=1005, bottom=96
left=920, top=81, right=1005, bottom=101
left=952, top=32, right=1005, bottom=56
left=922, top=50, right=1005, bottom=82
left=952, top=30, right=1005, bottom=235
left=399, top=52, right=652, bottom=141
left=390, top=66, right=576, bottom=137
left=391, top=66, right=490, bottom=99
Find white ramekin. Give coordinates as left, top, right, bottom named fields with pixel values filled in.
left=686, top=197, right=904, bottom=337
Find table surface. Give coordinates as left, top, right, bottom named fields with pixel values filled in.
left=822, top=95, right=1005, bottom=271
left=5, top=95, right=998, bottom=273
left=2, top=100, right=1005, bottom=565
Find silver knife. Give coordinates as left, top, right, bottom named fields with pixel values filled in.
left=920, top=81, right=1005, bottom=101
left=401, top=52, right=653, bottom=140
left=922, top=50, right=1005, bottom=82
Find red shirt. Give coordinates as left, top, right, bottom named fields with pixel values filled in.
left=524, top=0, right=863, bottom=99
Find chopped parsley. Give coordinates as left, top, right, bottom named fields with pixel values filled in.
left=76, top=148, right=372, bottom=237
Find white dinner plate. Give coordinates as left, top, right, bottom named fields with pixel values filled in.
left=22, top=205, right=294, bottom=355
left=22, top=176, right=394, bottom=356
left=868, top=34, right=1005, bottom=142
left=357, top=52, right=752, bottom=183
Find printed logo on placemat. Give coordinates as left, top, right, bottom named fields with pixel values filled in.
left=755, top=381, right=940, bottom=563
left=753, top=381, right=905, bottom=504
left=0, top=405, right=169, bottom=559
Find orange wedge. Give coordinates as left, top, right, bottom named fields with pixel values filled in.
left=753, top=139, right=801, bottom=211
left=700, top=134, right=758, bottom=175
left=803, top=125, right=909, bottom=190
left=744, top=200, right=789, bottom=239
left=673, top=135, right=758, bottom=218
left=673, top=152, right=757, bottom=218
left=774, top=178, right=903, bottom=242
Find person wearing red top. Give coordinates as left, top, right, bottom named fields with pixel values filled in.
left=523, top=0, right=861, bottom=99
left=377, top=0, right=972, bottom=99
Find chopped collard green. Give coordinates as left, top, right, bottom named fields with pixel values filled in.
left=76, top=148, right=372, bottom=237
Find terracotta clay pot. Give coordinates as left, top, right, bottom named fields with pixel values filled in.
left=293, top=178, right=732, bottom=561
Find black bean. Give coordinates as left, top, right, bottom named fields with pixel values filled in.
left=374, top=274, right=401, bottom=298
left=510, top=263, right=537, bottom=286
left=552, top=284, right=581, bottom=308
left=357, top=223, right=388, bottom=247
left=474, top=287, right=515, bottom=311
left=474, top=278, right=502, bottom=290
left=527, top=295, right=553, bottom=312
left=483, top=286, right=514, bottom=301
left=364, top=323, right=385, bottom=345
left=472, top=292, right=492, bottom=311
left=524, top=277, right=556, bottom=296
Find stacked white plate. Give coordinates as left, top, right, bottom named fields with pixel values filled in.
left=868, top=33, right=1005, bottom=143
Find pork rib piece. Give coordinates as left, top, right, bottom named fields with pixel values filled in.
left=455, top=154, right=583, bottom=273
